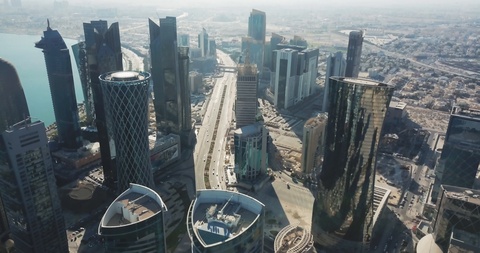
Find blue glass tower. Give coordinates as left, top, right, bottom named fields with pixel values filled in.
left=35, top=21, right=82, bottom=150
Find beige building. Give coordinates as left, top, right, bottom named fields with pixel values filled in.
left=301, top=113, right=327, bottom=175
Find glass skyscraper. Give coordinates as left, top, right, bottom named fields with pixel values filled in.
left=345, top=31, right=364, bottom=78
left=72, top=20, right=123, bottom=190
left=0, top=58, right=31, bottom=240
left=99, top=183, right=167, bottom=252
left=0, top=119, right=68, bottom=253
left=431, top=106, right=480, bottom=202
left=311, top=77, right=393, bottom=252
left=99, top=71, right=154, bottom=193
left=149, top=17, right=191, bottom=143
left=248, top=9, right=266, bottom=43
left=234, top=123, right=268, bottom=181
left=35, top=21, right=82, bottom=150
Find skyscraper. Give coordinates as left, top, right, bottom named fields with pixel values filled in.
left=236, top=63, right=258, bottom=128
left=198, top=28, right=209, bottom=57
left=345, top=31, right=364, bottom=78
left=0, top=119, right=68, bottom=253
left=36, top=21, right=82, bottom=150
left=187, top=190, right=265, bottom=253
left=234, top=123, right=268, bottom=181
left=265, top=33, right=286, bottom=71
left=99, top=71, right=154, bottom=193
left=301, top=113, right=327, bottom=175
left=311, top=77, right=393, bottom=252
left=149, top=17, right=191, bottom=143
left=431, top=106, right=480, bottom=202
left=323, top=52, right=346, bottom=112
left=99, top=183, right=168, bottom=252
left=0, top=58, right=31, bottom=240
left=272, top=48, right=298, bottom=109
left=248, top=9, right=266, bottom=43
left=178, top=33, right=190, bottom=47
left=72, top=20, right=123, bottom=190
left=241, top=36, right=264, bottom=69
left=431, top=185, right=480, bottom=252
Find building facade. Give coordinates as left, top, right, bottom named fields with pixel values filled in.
left=0, top=119, right=68, bottom=253
left=234, top=123, right=268, bottom=181
left=36, top=22, right=82, bottom=150
left=198, top=28, right=209, bottom=57
left=99, top=183, right=168, bottom=253
left=431, top=106, right=480, bottom=202
left=72, top=20, right=123, bottom=190
left=241, top=36, right=264, bottom=70
left=99, top=71, right=154, bottom=193
left=431, top=185, right=480, bottom=252
left=272, top=48, right=298, bottom=110
left=311, top=77, right=393, bottom=252
left=301, top=113, right=327, bottom=175
left=323, top=52, right=346, bottom=112
left=178, top=33, right=190, bottom=47
left=187, top=190, right=265, bottom=253
left=345, top=30, right=364, bottom=78
left=248, top=9, right=266, bottom=43
left=236, top=63, right=258, bottom=128
left=0, top=58, right=31, bottom=240
left=189, top=71, right=203, bottom=94
left=149, top=17, right=191, bottom=144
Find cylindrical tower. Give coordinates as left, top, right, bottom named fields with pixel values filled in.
left=99, top=71, right=154, bottom=193
left=311, top=77, right=393, bottom=252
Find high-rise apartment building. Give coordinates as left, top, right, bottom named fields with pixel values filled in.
left=187, top=190, right=265, bottom=253
left=430, top=185, right=480, bottom=252
left=301, top=113, right=327, bottom=175
left=431, top=106, right=480, bottom=202
left=198, top=28, right=209, bottom=57
left=72, top=20, right=123, bottom=189
left=0, top=119, right=68, bottom=253
left=99, top=183, right=168, bottom=252
left=0, top=58, right=31, bottom=240
left=248, top=9, right=266, bottom=43
left=99, top=71, right=154, bottom=193
left=234, top=123, right=268, bottom=181
left=149, top=17, right=191, bottom=143
left=323, top=52, right=346, bottom=112
left=311, top=77, right=393, bottom=252
left=36, top=22, right=82, bottom=150
left=345, top=30, right=364, bottom=78
left=235, top=63, right=258, bottom=128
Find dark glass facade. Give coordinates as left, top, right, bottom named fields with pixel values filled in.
left=35, top=23, right=82, bottom=150
left=72, top=20, right=123, bottom=190
left=311, top=77, right=393, bottom=252
left=99, top=71, right=154, bottom=193
left=0, top=120, right=68, bottom=253
left=432, top=185, right=480, bottom=252
left=248, top=9, right=266, bottom=43
left=345, top=31, right=364, bottom=78
left=0, top=58, right=30, bottom=239
left=149, top=17, right=191, bottom=144
left=432, top=107, right=480, bottom=202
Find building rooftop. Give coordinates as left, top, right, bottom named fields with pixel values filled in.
left=442, top=185, right=480, bottom=206
left=451, top=105, right=480, bottom=120
left=389, top=101, right=407, bottom=110
left=190, top=190, right=264, bottom=247
left=234, top=123, right=263, bottom=137
left=274, top=225, right=315, bottom=253
left=305, top=113, right=327, bottom=127
left=331, top=76, right=391, bottom=87
left=237, top=64, right=257, bottom=76
left=100, top=184, right=166, bottom=228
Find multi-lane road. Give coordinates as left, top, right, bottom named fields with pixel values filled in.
left=194, top=50, right=236, bottom=190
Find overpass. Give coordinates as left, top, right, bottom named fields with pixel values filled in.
left=218, top=64, right=237, bottom=72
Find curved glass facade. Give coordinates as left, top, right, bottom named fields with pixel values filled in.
left=100, top=71, right=154, bottom=193
left=187, top=190, right=265, bottom=253
left=311, top=77, right=393, bottom=252
left=99, top=184, right=167, bottom=252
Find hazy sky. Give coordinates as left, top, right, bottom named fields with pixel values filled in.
left=27, top=0, right=479, bottom=9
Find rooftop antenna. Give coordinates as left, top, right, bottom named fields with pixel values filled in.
left=47, top=19, right=50, bottom=29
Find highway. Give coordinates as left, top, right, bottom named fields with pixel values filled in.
left=194, top=50, right=236, bottom=190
